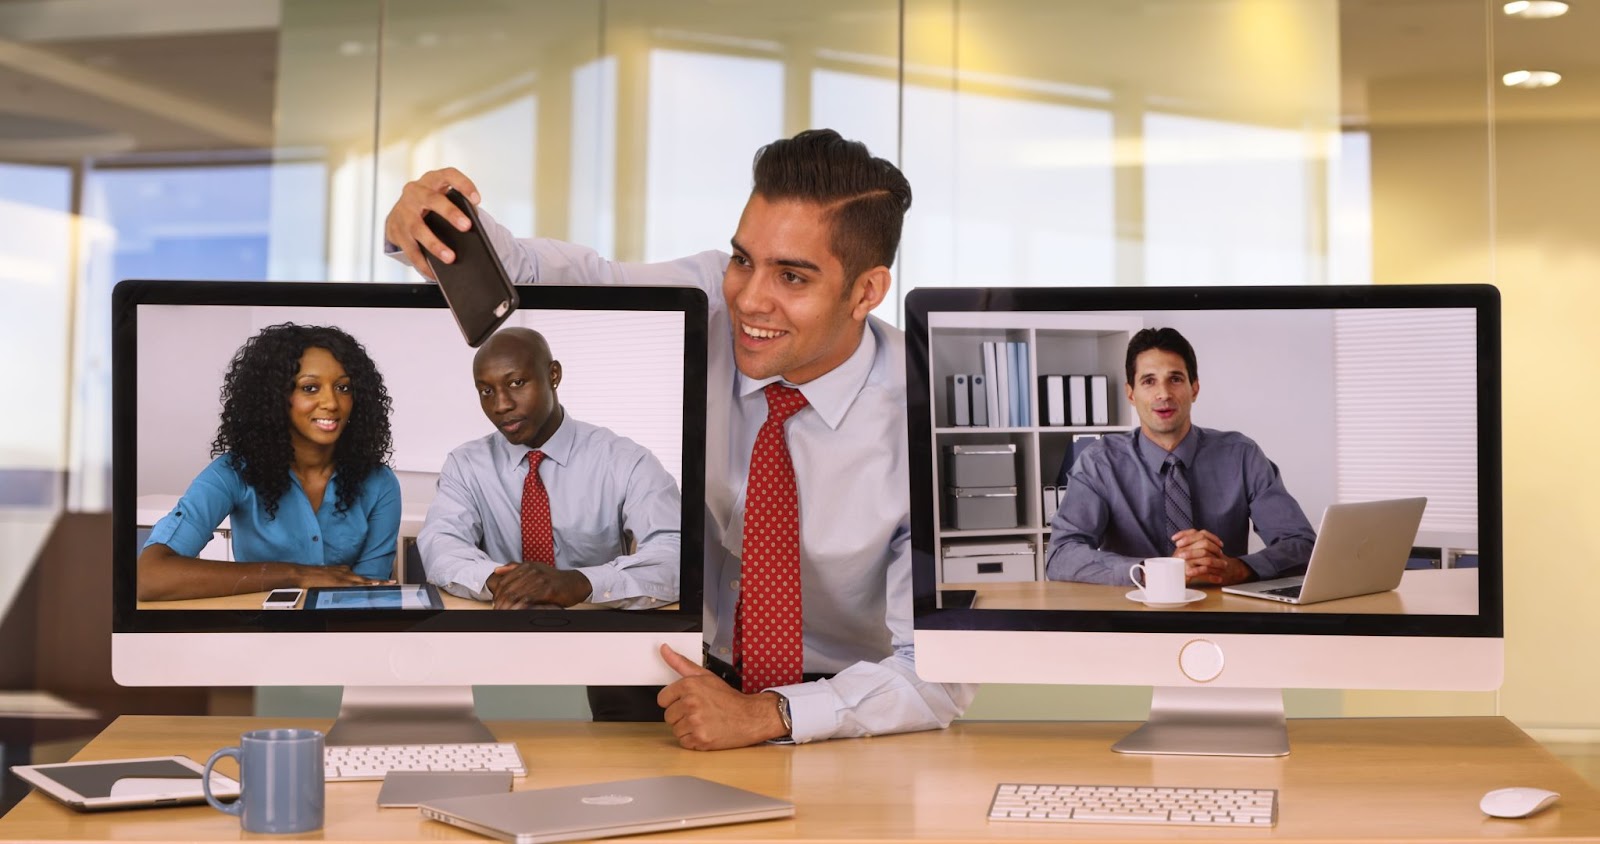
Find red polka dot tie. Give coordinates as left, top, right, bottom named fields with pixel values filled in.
left=520, top=451, right=555, bottom=566
left=733, top=383, right=809, bottom=693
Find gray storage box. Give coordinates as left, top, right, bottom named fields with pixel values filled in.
left=941, top=539, right=1035, bottom=582
left=945, top=485, right=1019, bottom=530
left=945, top=443, right=1018, bottom=488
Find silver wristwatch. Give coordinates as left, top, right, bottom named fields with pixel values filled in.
left=772, top=692, right=793, bottom=738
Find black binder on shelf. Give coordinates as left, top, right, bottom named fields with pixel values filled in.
left=1039, top=374, right=1065, bottom=426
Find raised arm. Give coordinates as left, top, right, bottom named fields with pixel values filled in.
left=382, top=168, right=727, bottom=292
left=383, top=167, right=482, bottom=280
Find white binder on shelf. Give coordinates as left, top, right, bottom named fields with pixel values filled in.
left=1089, top=374, right=1109, bottom=425
left=1067, top=375, right=1088, bottom=426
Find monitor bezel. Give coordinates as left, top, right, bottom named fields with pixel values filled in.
left=112, top=279, right=707, bottom=636
left=906, top=283, right=1502, bottom=639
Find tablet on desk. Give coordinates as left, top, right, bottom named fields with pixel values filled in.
left=10, top=756, right=240, bottom=812
left=306, top=583, right=446, bottom=610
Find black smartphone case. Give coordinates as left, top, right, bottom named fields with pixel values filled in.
left=421, top=188, right=520, bottom=346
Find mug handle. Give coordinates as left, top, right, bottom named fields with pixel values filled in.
left=203, top=747, right=243, bottom=816
left=1129, top=564, right=1146, bottom=590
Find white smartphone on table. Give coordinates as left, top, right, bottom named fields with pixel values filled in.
left=261, top=588, right=304, bottom=609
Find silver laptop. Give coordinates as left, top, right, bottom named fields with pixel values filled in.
left=1222, top=497, right=1427, bottom=605
left=418, top=775, right=795, bottom=844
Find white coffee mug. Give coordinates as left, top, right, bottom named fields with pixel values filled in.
left=1129, top=556, right=1187, bottom=603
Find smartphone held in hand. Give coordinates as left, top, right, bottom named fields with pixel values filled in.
left=422, top=188, right=519, bottom=346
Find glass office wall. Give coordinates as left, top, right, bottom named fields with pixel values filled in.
left=20, top=0, right=1600, bottom=729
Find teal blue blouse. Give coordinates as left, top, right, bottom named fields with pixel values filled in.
left=144, top=455, right=401, bottom=579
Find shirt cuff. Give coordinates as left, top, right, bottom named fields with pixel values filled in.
left=145, top=513, right=209, bottom=558
left=446, top=564, right=495, bottom=602
left=1238, top=552, right=1275, bottom=581
left=764, top=680, right=836, bottom=744
left=573, top=567, right=607, bottom=603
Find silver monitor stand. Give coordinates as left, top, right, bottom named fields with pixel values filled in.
left=325, top=686, right=496, bottom=746
left=1112, top=687, right=1290, bottom=757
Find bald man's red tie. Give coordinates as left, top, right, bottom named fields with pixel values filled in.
left=733, top=383, right=809, bottom=693
left=520, top=451, right=555, bottom=565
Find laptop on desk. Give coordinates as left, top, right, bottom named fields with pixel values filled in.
left=419, top=775, right=794, bottom=844
left=1222, top=497, right=1427, bottom=605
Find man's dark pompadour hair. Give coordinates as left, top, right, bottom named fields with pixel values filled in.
left=750, top=128, right=911, bottom=284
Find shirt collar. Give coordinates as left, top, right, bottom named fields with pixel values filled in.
left=735, top=325, right=876, bottom=430
left=1136, top=425, right=1201, bottom=475
left=496, top=410, right=575, bottom=471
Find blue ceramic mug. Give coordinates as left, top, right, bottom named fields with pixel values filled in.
left=203, top=728, right=325, bottom=834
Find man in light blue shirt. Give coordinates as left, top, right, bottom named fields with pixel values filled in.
left=417, top=328, right=680, bottom=610
left=385, top=130, right=975, bottom=748
left=1046, top=327, right=1316, bottom=587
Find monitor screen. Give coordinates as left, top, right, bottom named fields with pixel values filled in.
left=112, top=280, right=706, bottom=691
left=905, top=284, right=1502, bottom=755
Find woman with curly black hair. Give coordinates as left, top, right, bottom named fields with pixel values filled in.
left=137, top=323, right=402, bottom=601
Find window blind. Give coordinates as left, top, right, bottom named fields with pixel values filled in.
left=1333, top=308, right=1477, bottom=535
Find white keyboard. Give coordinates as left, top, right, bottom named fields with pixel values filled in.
left=989, top=783, right=1278, bottom=827
left=324, top=742, right=527, bottom=782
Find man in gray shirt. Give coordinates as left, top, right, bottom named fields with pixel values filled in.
left=418, top=327, right=680, bottom=609
left=1046, top=327, right=1315, bottom=587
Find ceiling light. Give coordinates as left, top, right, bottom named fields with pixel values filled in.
left=1503, top=1, right=1569, bottom=18
left=1502, top=70, right=1563, bottom=88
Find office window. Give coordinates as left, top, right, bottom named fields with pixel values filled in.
left=644, top=49, right=782, bottom=263
left=0, top=162, right=73, bottom=509
left=1144, top=112, right=1318, bottom=286
left=571, top=57, right=619, bottom=259
left=70, top=163, right=327, bottom=509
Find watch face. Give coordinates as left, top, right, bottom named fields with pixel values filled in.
left=775, top=695, right=792, bottom=735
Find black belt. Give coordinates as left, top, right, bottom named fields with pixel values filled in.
left=704, top=654, right=835, bottom=688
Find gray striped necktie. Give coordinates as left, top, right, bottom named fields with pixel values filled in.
left=1163, top=454, right=1194, bottom=551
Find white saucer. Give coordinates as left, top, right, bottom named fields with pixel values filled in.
left=1126, top=588, right=1206, bottom=609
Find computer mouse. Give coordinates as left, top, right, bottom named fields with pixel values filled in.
left=1480, top=787, right=1560, bottom=818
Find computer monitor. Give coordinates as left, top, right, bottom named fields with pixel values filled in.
left=112, top=280, right=706, bottom=744
left=906, top=284, right=1502, bottom=756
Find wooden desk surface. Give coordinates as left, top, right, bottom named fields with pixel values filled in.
left=2, top=716, right=1596, bottom=842
left=951, top=567, right=1478, bottom=614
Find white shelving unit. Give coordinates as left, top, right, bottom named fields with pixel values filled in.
left=927, top=312, right=1143, bottom=583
